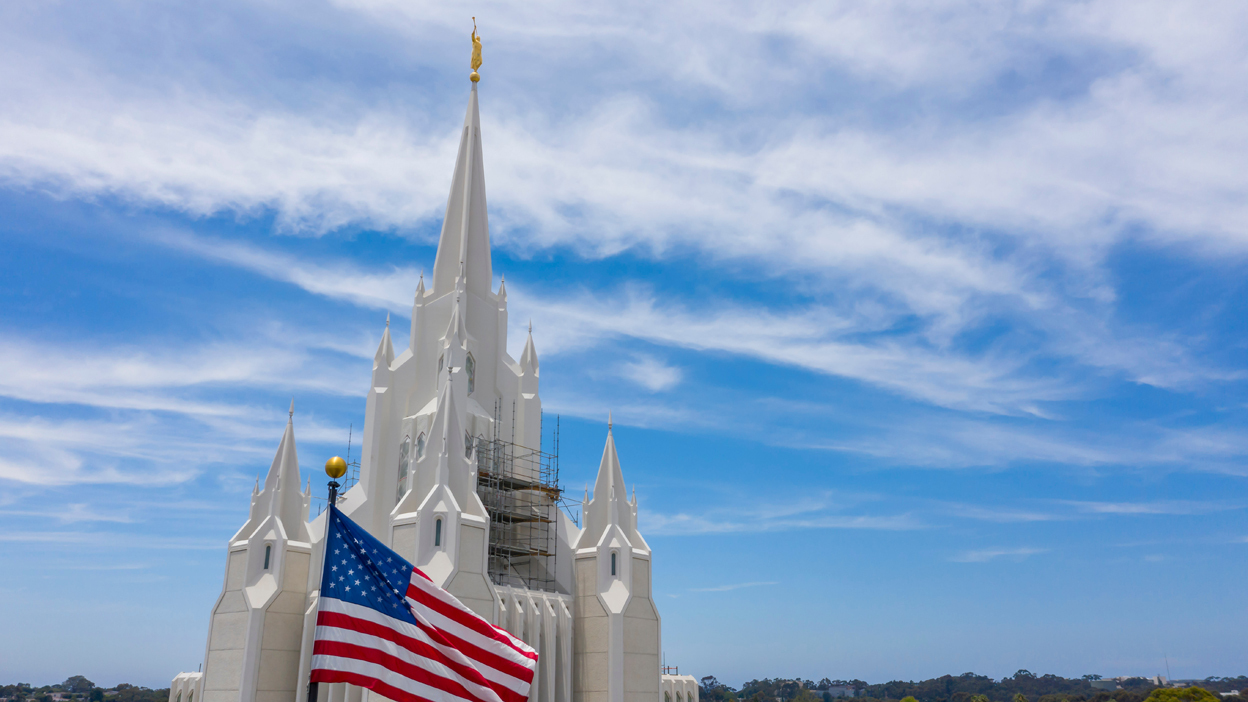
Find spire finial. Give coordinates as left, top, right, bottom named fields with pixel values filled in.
left=289, top=399, right=294, bottom=419
left=470, top=18, right=482, bottom=83
left=386, top=312, right=390, bottom=328
left=528, top=319, right=532, bottom=333
left=608, top=412, right=613, bottom=430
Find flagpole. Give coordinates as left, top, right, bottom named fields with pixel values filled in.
left=308, top=455, right=347, bottom=702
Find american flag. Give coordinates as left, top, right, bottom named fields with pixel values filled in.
left=310, top=505, right=537, bottom=702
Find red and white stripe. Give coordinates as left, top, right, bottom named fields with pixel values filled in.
left=311, top=568, right=536, bottom=702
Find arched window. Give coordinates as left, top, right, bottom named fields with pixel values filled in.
left=464, top=430, right=474, bottom=458
left=610, top=551, right=617, bottom=576
left=396, top=436, right=411, bottom=504
left=188, top=692, right=193, bottom=702
left=416, top=432, right=427, bottom=459
left=465, top=353, right=476, bottom=394
left=438, top=354, right=444, bottom=374
left=677, top=693, right=683, bottom=702
left=263, top=544, right=271, bottom=570
left=177, top=692, right=182, bottom=702
left=666, top=693, right=671, bottom=702
left=434, top=518, right=443, bottom=548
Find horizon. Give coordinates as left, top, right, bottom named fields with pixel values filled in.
left=1, top=0, right=1247, bottom=691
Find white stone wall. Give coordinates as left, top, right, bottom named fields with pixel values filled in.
left=168, top=672, right=202, bottom=702
left=661, top=676, right=700, bottom=702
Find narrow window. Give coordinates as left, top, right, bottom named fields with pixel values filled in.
left=177, top=693, right=182, bottom=702
left=677, top=693, right=683, bottom=702
left=465, top=353, right=476, bottom=394
left=263, top=544, right=271, bottom=570
left=666, top=694, right=671, bottom=702
left=438, top=354, right=444, bottom=374
left=416, top=432, right=427, bottom=459
left=396, top=436, right=411, bottom=504
left=188, top=693, right=192, bottom=702
left=464, top=430, right=474, bottom=458
left=610, top=551, right=617, bottom=576
left=434, top=518, right=443, bottom=547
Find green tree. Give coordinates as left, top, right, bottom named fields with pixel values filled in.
left=1016, top=694, right=1031, bottom=702
left=901, top=696, right=920, bottom=702
left=1144, top=689, right=1219, bottom=702
left=971, top=695, right=991, bottom=702
left=63, top=679, right=95, bottom=694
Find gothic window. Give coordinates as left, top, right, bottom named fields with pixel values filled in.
left=666, top=694, right=671, bottom=702
left=188, top=693, right=193, bottom=702
left=396, top=436, right=411, bottom=504
left=177, top=693, right=182, bottom=702
left=464, top=430, right=474, bottom=458
left=416, top=432, right=427, bottom=460
left=438, top=354, right=444, bottom=374
left=610, top=551, right=617, bottom=576
left=677, top=693, right=683, bottom=702
left=263, top=544, right=271, bottom=570
left=465, top=353, right=476, bottom=394
left=435, top=518, right=443, bottom=548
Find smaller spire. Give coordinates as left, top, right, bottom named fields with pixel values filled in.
left=254, top=476, right=260, bottom=495
left=288, top=399, right=294, bottom=419
left=608, top=412, right=613, bottom=431
left=528, top=318, right=532, bottom=333
left=386, top=312, right=390, bottom=328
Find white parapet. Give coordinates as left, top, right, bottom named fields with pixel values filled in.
left=661, top=675, right=700, bottom=702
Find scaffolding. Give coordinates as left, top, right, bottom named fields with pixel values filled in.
left=475, top=411, right=562, bottom=593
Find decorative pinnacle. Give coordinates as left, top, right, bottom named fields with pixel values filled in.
left=608, top=411, right=613, bottom=430
left=386, top=312, right=390, bottom=328
left=470, top=18, right=482, bottom=82
left=289, top=399, right=294, bottom=419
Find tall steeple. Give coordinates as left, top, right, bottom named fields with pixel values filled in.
left=431, top=82, right=493, bottom=300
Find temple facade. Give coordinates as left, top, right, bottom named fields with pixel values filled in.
left=171, top=78, right=698, bottom=702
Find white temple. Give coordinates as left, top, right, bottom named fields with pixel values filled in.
left=170, top=77, right=700, bottom=702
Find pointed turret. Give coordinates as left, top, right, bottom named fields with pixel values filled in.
left=520, top=323, right=539, bottom=377
left=260, top=407, right=306, bottom=537
left=411, top=273, right=426, bottom=352
left=372, top=316, right=395, bottom=387
left=431, top=83, right=493, bottom=299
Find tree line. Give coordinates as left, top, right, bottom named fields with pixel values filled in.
left=0, top=677, right=168, bottom=702
left=698, top=672, right=1248, bottom=702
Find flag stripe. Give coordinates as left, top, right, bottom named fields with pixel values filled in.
left=316, top=609, right=531, bottom=701
left=313, top=640, right=501, bottom=702
left=318, top=599, right=531, bottom=694
left=406, top=580, right=537, bottom=660
left=312, top=662, right=475, bottom=702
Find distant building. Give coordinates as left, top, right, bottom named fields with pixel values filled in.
left=1091, top=681, right=1121, bottom=692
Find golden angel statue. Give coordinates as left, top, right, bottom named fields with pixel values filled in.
left=470, top=18, right=483, bottom=81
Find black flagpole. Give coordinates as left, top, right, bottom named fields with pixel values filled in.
left=308, top=456, right=346, bottom=702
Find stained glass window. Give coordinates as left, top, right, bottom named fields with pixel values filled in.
left=435, top=518, right=443, bottom=547
left=466, top=353, right=476, bottom=394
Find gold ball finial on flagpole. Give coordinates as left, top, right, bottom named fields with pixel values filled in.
left=325, top=456, right=347, bottom=479
left=470, top=17, right=482, bottom=82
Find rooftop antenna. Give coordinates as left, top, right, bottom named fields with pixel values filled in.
left=1165, top=652, right=1171, bottom=681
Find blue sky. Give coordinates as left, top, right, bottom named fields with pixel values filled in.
left=2, top=0, right=1248, bottom=690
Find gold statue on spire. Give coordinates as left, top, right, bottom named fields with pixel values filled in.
left=470, top=18, right=482, bottom=83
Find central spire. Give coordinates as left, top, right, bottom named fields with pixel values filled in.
left=430, top=82, right=494, bottom=300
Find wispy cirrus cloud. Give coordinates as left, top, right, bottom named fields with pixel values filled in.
left=951, top=547, right=1048, bottom=563
left=690, top=581, right=779, bottom=593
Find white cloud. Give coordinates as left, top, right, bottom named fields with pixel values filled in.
left=618, top=355, right=683, bottom=392
left=951, top=547, right=1048, bottom=563
left=690, top=581, right=779, bottom=593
